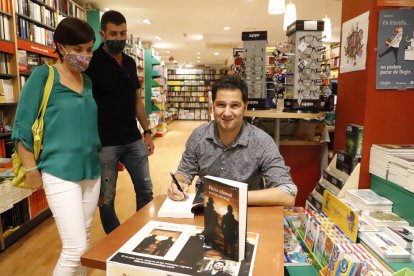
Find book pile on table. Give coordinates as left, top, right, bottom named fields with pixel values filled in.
left=383, top=226, right=414, bottom=252
left=361, top=211, right=409, bottom=230
left=388, top=155, right=414, bottom=193
left=344, top=189, right=393, bottom=212
left=360, top=231, right=412, bottom=262
left=369, top=144, right=414, bottom=179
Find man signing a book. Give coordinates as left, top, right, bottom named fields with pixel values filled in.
left=167, top=76, right=297, bottom=206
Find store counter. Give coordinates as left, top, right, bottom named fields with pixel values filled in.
left=81, top=195, right=285, bottom=275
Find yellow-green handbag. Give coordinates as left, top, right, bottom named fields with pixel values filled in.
left=12, top=65, right=54, bottom=189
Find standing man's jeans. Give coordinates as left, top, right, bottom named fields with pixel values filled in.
left=99, top=139, right=153, bottom=234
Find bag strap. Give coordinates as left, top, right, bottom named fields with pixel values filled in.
left=36, top=65, right=54, bottom=119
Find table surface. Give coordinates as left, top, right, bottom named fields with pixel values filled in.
left=244, top=109, right=326, bottom=119
left=81, top=195, right=285, bottom=275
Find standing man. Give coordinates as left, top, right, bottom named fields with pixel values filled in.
left=85, top=10, right=154, bottom=234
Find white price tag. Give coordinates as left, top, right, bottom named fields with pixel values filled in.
left=298, top=42, right=308, bottom=53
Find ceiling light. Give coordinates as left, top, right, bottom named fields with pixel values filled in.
left=196, top=52, right=201, bottom=55
left=189, top=34, right=204, bottom=41
left=283, top=1, right=296, bottom=31
left=173, top=60, right=178, bottom=63
left=197, top=60, right=201, bottom=63
left=214, top=52, right=219, bottom=56
left=268, top=0, right=285, bottom=15
left=104, top=8, right=109, bottom=11
left=155, top=36, right=162, bottom=40
left=322, top=16, right=332, bottom=42
left=197, top=56, right=201, bottom=59
left=165, top=50, right=171, bottom=54
left=185, top=64, right=194, bottom=68
left=322, top=0, right=332, bottom=42
left=142, top=19, right=151, bottom=25
left=223, top=26, right=230, bottom=31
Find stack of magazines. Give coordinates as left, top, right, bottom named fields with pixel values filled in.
left=361, top=211, right=409, bottom=230
left=388, top=155, right=414, bottom=192
left=360, top=232, right=411, bottom=262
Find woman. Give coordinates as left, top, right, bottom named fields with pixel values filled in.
left=12, top=17, right=101, bottom=276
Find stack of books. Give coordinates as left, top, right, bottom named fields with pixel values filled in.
left=344, top=189, right=393, bottom=212
left=369, top=144, right=414, bottom=179
left=360, top=232, right=411, bottom=262
left=388, top=155, right=414, bottom=192
left=361, top=211, right=409, bottom=230
left=383, top=226, right=414, bottom=252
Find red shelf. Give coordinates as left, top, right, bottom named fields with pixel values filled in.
left=0, top=40, right=15, bottom=54
left=17, top=38, right=58, bottom=58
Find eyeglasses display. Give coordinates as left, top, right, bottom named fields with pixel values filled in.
left=242, top=40, right=267, bottom=99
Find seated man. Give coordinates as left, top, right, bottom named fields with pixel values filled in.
left=167, top=76, right=297, bottom=206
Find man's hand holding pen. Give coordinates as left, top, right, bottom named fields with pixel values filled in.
left=167, top=172, right=190, bottom=201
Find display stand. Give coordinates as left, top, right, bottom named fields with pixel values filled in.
left=307, top=153, right=360, bottom=211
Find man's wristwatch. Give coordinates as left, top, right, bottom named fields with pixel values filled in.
left=143, top=129, right=152, bottom=136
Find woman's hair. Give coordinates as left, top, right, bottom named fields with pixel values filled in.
left=53, top=17, right=95, bottom=60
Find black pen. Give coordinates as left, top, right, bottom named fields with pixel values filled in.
left=170, top=172, right=187, bottom=198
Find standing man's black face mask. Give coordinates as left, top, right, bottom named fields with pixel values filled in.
left=105, top=39, right=126, bottom=54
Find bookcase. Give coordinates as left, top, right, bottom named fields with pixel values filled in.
left=322, top=43, right=340, bottom=81
left=0, top=0, right=86, bottom=252
left=167, top=68, right=224, bottom=121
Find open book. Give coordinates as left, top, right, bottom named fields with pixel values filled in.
left=157, top=186, right=204, bottom=219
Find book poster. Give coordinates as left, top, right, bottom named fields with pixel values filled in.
left=107, top=227, right=259, bottom=276
left=340, top=11, right=370, bottom=73
left=376, top=9, right=414, bottom=90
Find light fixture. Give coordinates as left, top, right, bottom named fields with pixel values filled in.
left=197, top=56, right=201, bottom=59
left=268, top=0, right=285, bottom=15
left=283, top=1, right=296, bottom=31
left=142, top=19, right=151, bottom=25
left=322, top=0, right=332, bottom=42
left=165, top=50, right=170, bottom=54
left=155, top=36, right=162, bottom=40
left=196, top=52, right=201, bottom=55
left=189, top=34, right=204, bottom=41
left=197, top=60, right=201, bottom=63
left=223, top=26, right=230, bottom=31
left=213, top=52, right=219, bottom=56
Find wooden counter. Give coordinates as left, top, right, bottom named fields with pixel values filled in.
left=81, top=195, right=285, bottom=275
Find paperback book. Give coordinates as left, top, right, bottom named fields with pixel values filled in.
left=362, top=211, right=409, bottom=230
left=203, top=175, right=248, bottom=262
left=107, top=223, right=259, bottom=276
left=344, top=189, right=393, bottom=212
left=157, top=186, right=204, bottom=219
left=283, top=221, right=312, bottom=266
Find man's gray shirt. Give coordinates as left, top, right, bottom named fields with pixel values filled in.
left=177, top=121, right=297, bottom=196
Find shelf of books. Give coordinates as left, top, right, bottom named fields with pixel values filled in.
left=285, top=128, right=414, bottom=275
left=0, top=0, right=87, bottom=252
left=167, top=68, right=225, bottom=120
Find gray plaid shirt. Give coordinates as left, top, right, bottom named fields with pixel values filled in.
left=177, top=121, right=297, bottom=196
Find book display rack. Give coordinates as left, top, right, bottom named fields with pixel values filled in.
left=0, top=0, right=86, bottom=252
left=167, top=68, right=224, bottom=121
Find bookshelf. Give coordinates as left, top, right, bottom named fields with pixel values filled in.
left=0, top=0, right=87, bottom=252
left=322, top=43, right=340, bottom=81
left=167, top=68, right=224, bottom=120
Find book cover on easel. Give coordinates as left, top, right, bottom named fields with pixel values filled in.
left=203, top=175, right=248, bottom=262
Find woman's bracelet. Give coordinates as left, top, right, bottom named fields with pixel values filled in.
left=24, top=165, right=38, bottom=173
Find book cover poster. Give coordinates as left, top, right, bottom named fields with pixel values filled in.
left=340, top=11, right=370, bottom=73
left=110, top=220, right=196, bottom=262
left=108, top=227, right=259, bottom=276
left=376, top=9, right=414, bottom=89
left=204, top=179, right=240, bottom=261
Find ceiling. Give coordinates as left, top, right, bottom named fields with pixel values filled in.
left=84, top=0, right=343, bottom=67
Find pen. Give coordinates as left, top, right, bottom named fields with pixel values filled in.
left=170, top=172, right=187, bottom=198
